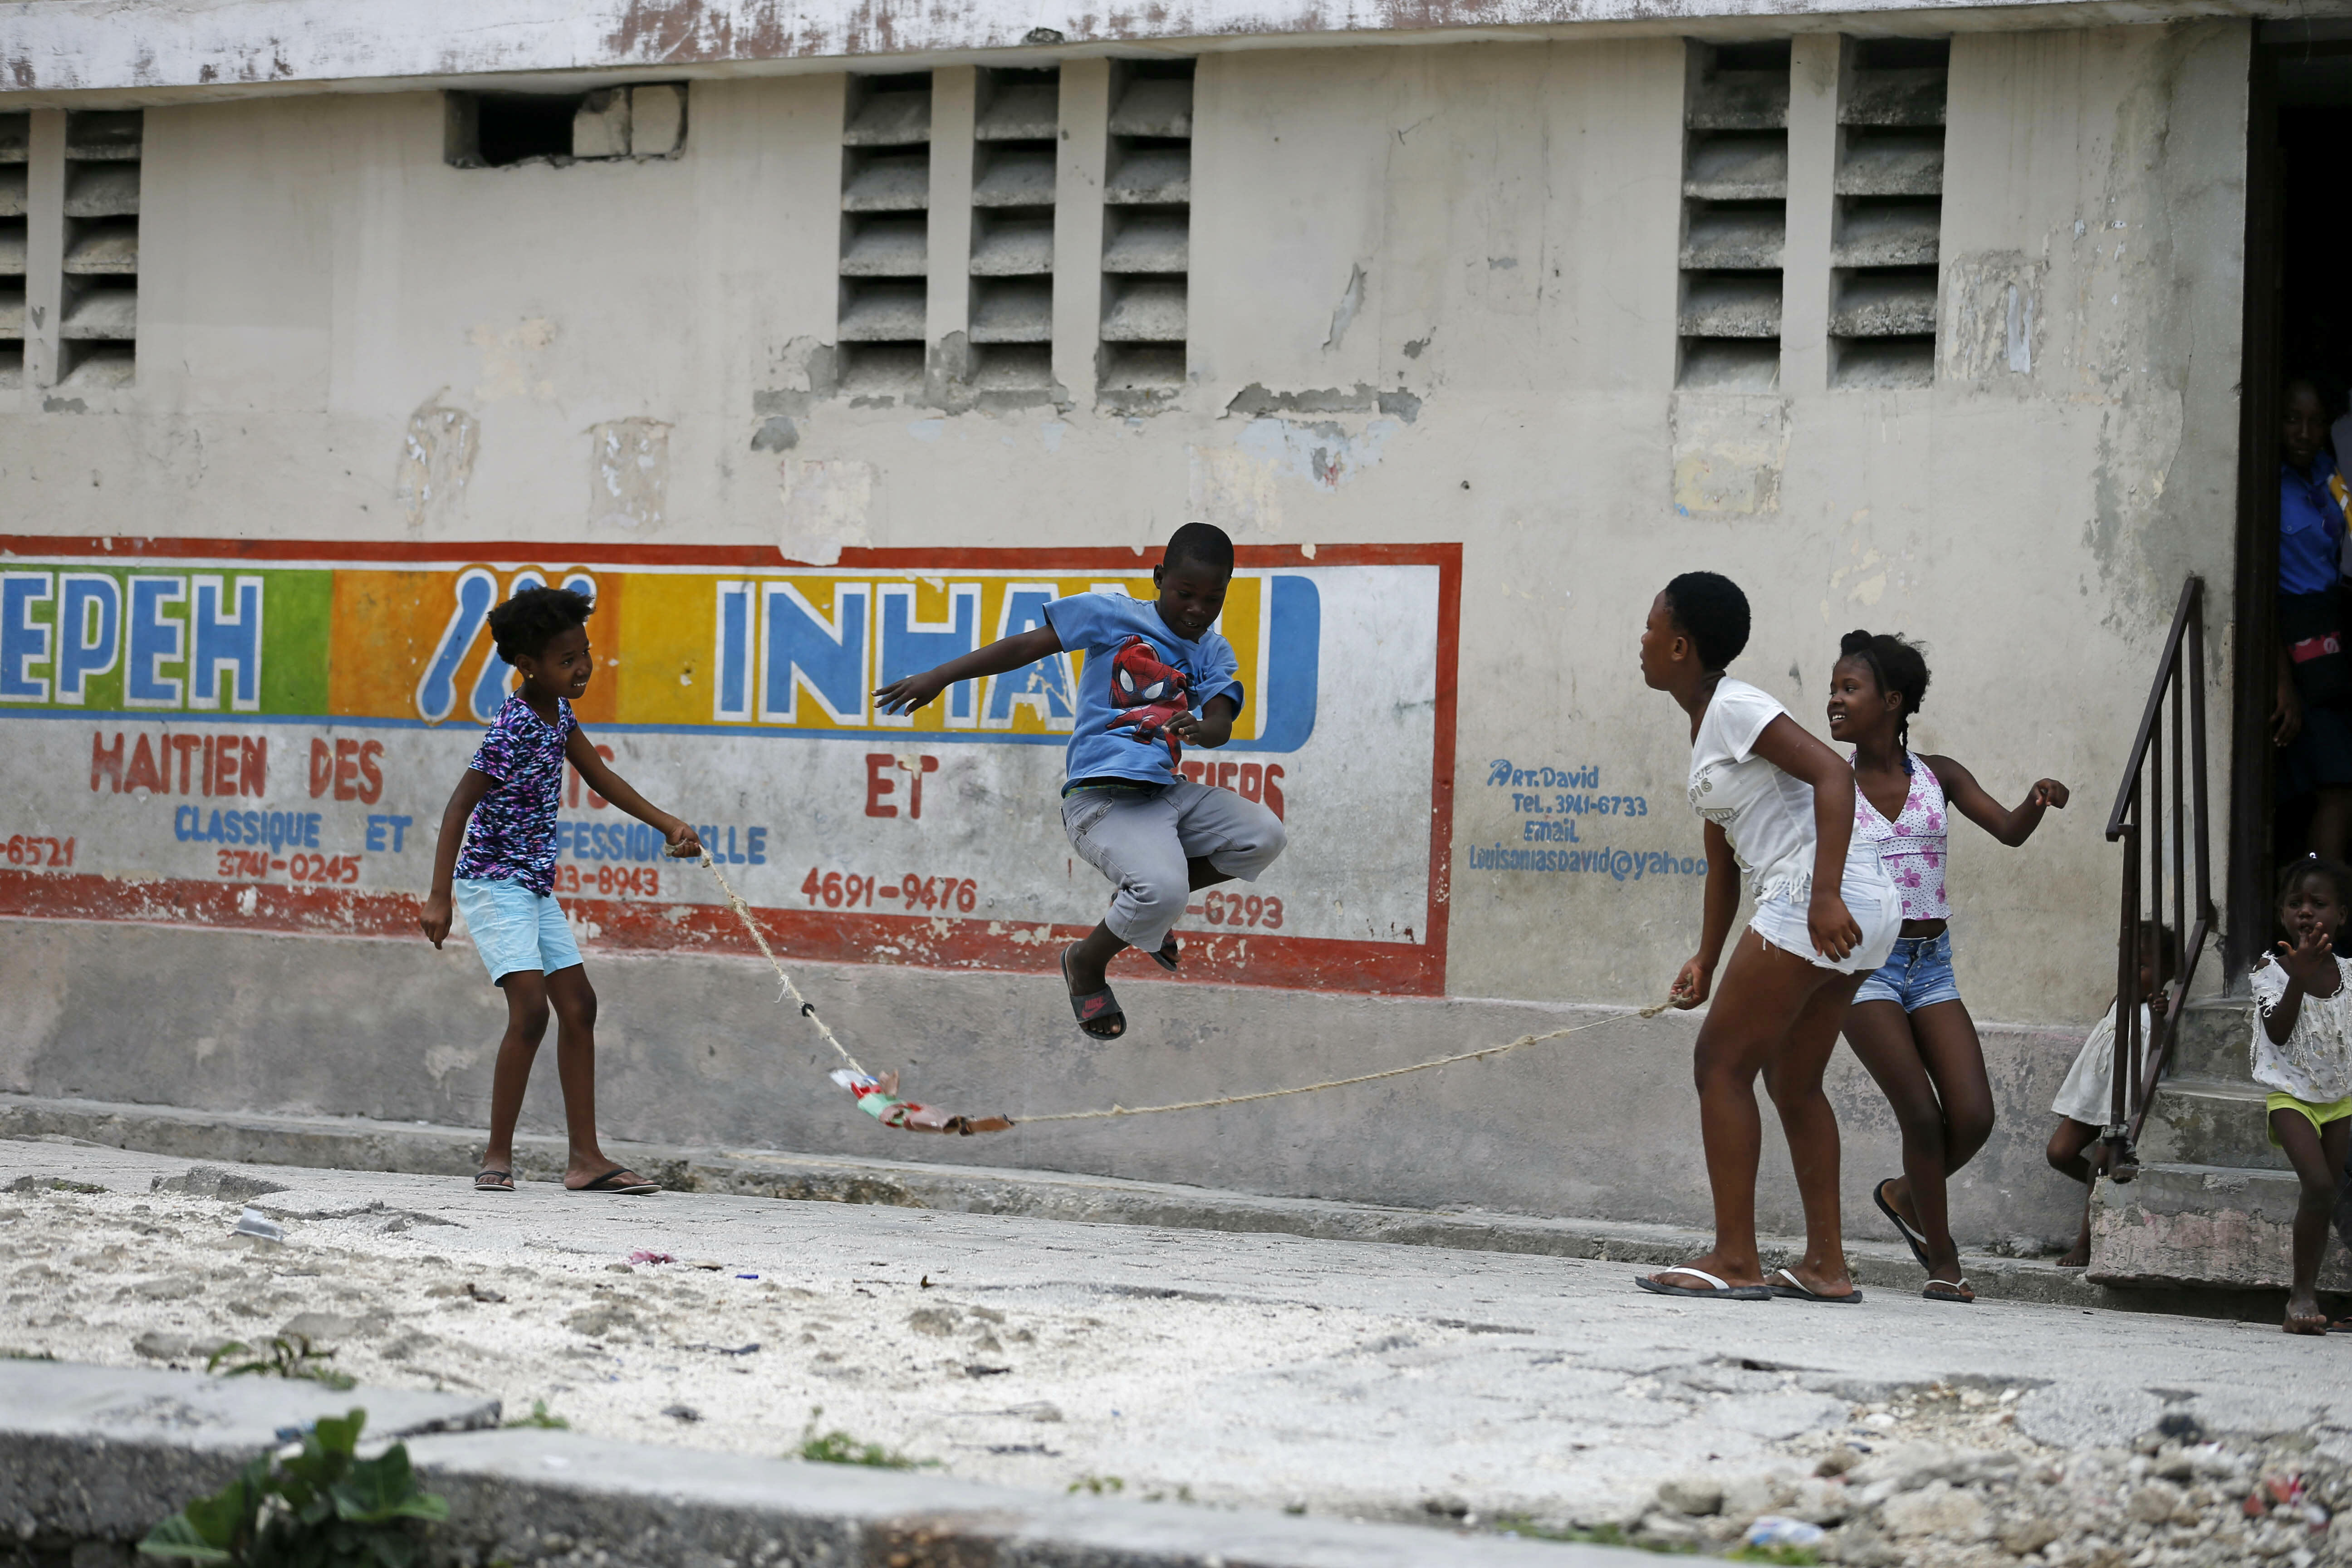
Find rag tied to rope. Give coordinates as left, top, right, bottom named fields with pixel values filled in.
left=699, top=853, right=1674, bottom=1134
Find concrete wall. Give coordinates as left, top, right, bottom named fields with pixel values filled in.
left=0, top=21, right=2251, bottom=1239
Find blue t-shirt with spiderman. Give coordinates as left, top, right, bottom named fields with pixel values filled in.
left=1043, top=593, right=1243, bottom=789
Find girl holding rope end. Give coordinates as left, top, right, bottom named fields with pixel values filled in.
left=1640, top=573, right=1901, bottom=1303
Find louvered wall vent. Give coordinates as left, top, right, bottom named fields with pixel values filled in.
left=1831, top=38, right=1946, bottom=389
left=839, top=73, right=933, bottom=393
left=1678, top=42, right=1788, bottom=391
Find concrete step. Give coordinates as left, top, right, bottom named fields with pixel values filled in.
left=2164, top=996, right=2257, bottom=1082
left=2089, top=1160, right=2346, bottom=1290
left=2137, top=1075, right=2287, bottom=1171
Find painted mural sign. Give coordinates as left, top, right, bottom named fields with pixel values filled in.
left=0, top=539, right=1459, bottom=995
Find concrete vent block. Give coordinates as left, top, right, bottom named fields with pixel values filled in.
left=971, top=280, right=1053, bottom=343
left=1682, top=134, right=1787, bottom=202
left=977, top=82, right=1060, bottom=141
left=1828, top=270, right=1936, bottom=338
left=0, top=167, right=24, bottom=220
left=1833, top=200, right=1939, bottom=269
left=1832, top=337, right=1934, bottom=391
left=1679, top=339, right=1780, bottom=392
left=843, top=153, right=932, bottom=212
left=631, top=85, right=686, bottom=157
left=970, top=214, right=1054, bottom=276
left=1108, top=78, right=1193, bottom=139
left=1103, top=211, right=1188, bottom=274
left=1106, top=147, right=1190, bottom=206
left=573, top=89, right=630, bottom=159
left=0, top=113, right=28, bottom=163
left=839, top=280, right=927, bottom=341
left=1679, top=273, right=1783, bottom=339
left=845, top=89, right=933, bottom=147
left=1686, top=69, right=1788, bottom=131
left=843, top=216, right=930, bottom=277
left=64, top=163, right=137, bottom=219
left=1843, top=68, right=1948, bottom=127
left=974, top=147, right=1056, bottom=207
left=1102, top=278, right=1187, bottom=343
left=1681, top=206, right=1784, bottom=271
left=1835, top=130, right=1945, bottom=198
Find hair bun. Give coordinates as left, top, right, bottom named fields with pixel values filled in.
left=1839, top=629, right=1874, bottom=656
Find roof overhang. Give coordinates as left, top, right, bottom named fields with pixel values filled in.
left=3, top=0, right=2347, bottom=103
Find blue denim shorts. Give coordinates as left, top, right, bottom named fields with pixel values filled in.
left=452, top=877, right=584, bottom=985
left=1853, top=929, right=1962, bottom=1011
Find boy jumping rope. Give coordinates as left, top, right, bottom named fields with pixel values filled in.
left=873, top=522, right=1286, bottom=1039
left=418, top=586, right=703, bottom=1194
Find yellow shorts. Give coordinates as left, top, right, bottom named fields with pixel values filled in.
left=2266, top=1092, right=2352, bottom=1146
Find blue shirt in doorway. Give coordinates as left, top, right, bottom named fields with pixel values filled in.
left=2281, top=453, right=2349, bottom=597
left=1042, top=593, right=1244, bottom=789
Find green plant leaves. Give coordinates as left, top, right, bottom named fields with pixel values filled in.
left=137, top=1514, right=235, bottom=1562
left=138, top=1408, right=447, bottom=1568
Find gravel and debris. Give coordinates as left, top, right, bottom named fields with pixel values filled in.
left=4, top=1143, right=2350, bottom=1566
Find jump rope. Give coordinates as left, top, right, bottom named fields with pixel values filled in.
left=697, top=852, right=1675, bottom=1136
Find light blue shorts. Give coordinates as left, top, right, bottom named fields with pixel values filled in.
left=1854, top=929, right=1963, bottom=1011
left=452, top=877, right=583, bottom=986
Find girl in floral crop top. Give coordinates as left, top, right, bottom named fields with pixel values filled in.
left=1825, top=631, right=2072, bottom=1303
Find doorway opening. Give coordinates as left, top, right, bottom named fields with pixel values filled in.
left=2234, top=28, right=2352, bottom=972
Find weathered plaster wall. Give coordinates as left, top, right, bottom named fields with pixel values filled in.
left=0, top=23, right=2250, bottom=1236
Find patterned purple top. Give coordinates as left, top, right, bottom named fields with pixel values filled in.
left=1851, top=751, right=1951, bottom=922
left=455, top=693, right=575, bottom=896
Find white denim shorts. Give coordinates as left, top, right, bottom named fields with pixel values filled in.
left=1749, top=858, right=1901, bottom=975
left=452, top=876, right=584, bottom=985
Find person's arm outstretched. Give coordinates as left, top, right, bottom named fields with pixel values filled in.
left=565, top=729, right=703, bottom=860
left=1751, top=713, right=1864, bottom=961
left=419, top=769, right=495, bottom=948
left=875, top=625, right=1063, bottom=715
left=1924, top=754, right=2068, bottom=847
left=1671, top=819, right=1741, bottom=1009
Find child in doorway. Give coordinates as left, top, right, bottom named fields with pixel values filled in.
left=2046, top=919, right=2171, bottom=1268
left=417, top=586, right=703, bottom=1195
left=872, top=523, right=1285, bottom=1039
left=1828, top=629, right=2070, bottom=1304
left=2246, top=855, right=2352, bottom=1334
left=1640, top=572, right=1901, bottom=1303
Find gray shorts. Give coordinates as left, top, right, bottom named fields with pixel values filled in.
left=1060, top=779, right=1288, bottom=951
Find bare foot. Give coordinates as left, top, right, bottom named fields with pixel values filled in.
left=2286, top=1292, right=2329, bottom=1335
left=2055, top=1242, right=2090, bottom=1268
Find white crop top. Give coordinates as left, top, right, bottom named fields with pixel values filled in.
left=1687, top=678, right=1818, bottom=900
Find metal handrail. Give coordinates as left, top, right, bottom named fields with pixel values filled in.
left=2101, top=575, right=2215, bottom=1179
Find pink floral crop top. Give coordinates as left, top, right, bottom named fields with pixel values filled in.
left=1852, top=754, right=1950, bottom=922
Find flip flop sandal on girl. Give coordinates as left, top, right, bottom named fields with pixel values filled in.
left=1768, top=1267, right=1863, bottom=1304
left=1634, top=1266, right=1772, bottom=1300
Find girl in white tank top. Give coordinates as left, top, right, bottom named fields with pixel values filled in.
left=1827, top=631, right=2071, bottom=1300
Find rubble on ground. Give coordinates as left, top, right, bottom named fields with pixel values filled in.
left=1568, top=1382, right=2348, bottom=1565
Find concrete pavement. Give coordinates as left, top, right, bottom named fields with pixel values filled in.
left=4, top=1135, right=2347, bottom=1541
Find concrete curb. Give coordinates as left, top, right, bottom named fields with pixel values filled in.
left=0, top=1092, right=2274, bottom=1319
left=0, top=1362, right=1621, bottom=1568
